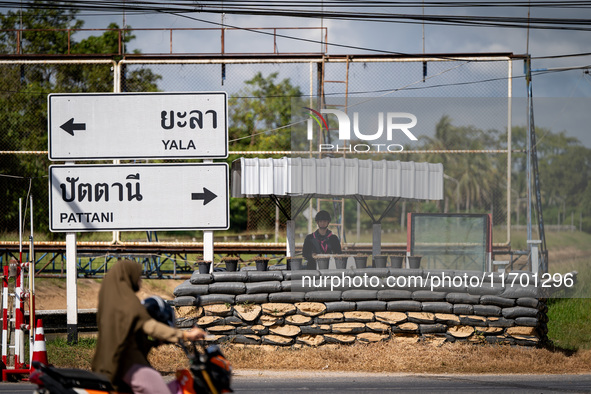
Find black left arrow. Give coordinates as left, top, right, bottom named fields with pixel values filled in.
left=191, top=188, right=217, bottom=205
left=60, top=118, right=86, bottom=136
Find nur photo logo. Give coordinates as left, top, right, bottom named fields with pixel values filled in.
left=304, top=107, right=418, bottom=153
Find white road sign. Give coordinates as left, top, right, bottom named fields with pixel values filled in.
left=49, top=163, right=229, bottom=232
left=48, top=92, right=228, bottom=160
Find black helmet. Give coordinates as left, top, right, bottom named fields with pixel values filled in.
left=142, top=296, right=175, bottom=327
left=315, top=210, right=331, bottom=222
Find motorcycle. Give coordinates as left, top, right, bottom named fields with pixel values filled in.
left=30, top=337, right=233, bottom=394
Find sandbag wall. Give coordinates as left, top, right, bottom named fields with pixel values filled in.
left=172, top=268, right=548, bottom=347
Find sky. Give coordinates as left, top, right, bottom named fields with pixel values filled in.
left=10, top=1, right=591, bottom=147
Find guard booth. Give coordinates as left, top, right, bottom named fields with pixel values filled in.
left=231, top=156, right=444, bottom=258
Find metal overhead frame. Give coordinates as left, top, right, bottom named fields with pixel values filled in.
left=525, top=56, right=548, bottom=273
left=316, top=55, right=351, bottom=243
left=354, top=196, right=402, bottom=256
left=0, top=50, right=524, bottom=277
left=269, top=194, right=313, bottom=222
left=269, top=194, right=314, bottom=258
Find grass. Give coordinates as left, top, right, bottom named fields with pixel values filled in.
left=222, top=341, right=591, bottom=374
left=510, top=229, right=591, bottom=252
left=547, top=298, right=591, bottom=350
left=46, top=337, right=96, bottom=370
left=46, top=337, right=591, bottom=375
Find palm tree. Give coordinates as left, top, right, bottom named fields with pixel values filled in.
left=420, top=116, right=502, bottom=214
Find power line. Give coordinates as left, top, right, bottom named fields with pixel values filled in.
left=3, top=1, right=591, bottom=31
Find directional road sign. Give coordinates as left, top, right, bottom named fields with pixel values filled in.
left=49, top=163, right=229, bottom=232
left=48, top=92, right=227, bottom=160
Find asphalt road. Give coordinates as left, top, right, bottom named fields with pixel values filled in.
left=7, top=371, right=591, bottom=393
left=232, top=371, right=591, bottom=393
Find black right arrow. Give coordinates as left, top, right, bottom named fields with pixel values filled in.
left=191, top=188, right=217, bottom=205
left=60, top=118, right=86, bottom=136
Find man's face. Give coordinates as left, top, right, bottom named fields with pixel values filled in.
left=316, top=219, right=330, bottom=229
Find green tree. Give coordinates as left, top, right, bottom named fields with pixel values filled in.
left=420, top=116, right=503, bottom=216
left=0, top=3, right=161, bottom=234
left=229, top=72, right=302, bottom=152
left=227, top=72, right=303, bottom=231
left=503, top=126, right=591, bottom=231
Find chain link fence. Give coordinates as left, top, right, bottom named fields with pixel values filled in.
left=0, top=55, right=515, bottom=248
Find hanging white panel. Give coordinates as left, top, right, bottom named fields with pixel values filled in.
left=315, top=158, right=330, bottom=196
left=358, top=159, right=373, bottom=197
left=429, top=163, right=444, bottom=200
left=344, top=158, right=359, bottom=196
left=231, top=158, right=244, bottom=197
left=258, top=158, right=274, bottom=195
left=287, top=157, right=301, bottom=195
left=241, top=157, right=260, bottom=196
left=301, top=158, right=317, bottom=194
left=400, top=161, right=415, bottom=199
left=414, top=162, right=430, bottom=200
left=273, top=158, right=288, bottom=196
left=329, top=157, right=345, bottom=196
left=231, top=157, right=443, bottom=201
left=372, top=160, right=387, bottom=198
left=386, top=160, right=401, bottom=198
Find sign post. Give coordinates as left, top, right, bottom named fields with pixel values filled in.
left=48, top=92, right=229, bottom=343
left=48, top=92, right=228, bottom=160
left=49, top=163, right=229, bottom=232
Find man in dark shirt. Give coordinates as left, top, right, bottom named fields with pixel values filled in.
left=302, top=210, right=342, bottom=269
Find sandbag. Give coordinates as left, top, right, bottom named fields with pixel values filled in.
left=246, top=271, right=284, bottom=282
left=305, top=291, right=343, bottom=302
left=446, top=292, right=481, bottom=304
left=190, top=272, right=214, bottom=285
left=502, top=306, right=540, bottom=319
left=421, top=302, right=453, bottom=314
left=325, top=301, right=357, bottom=313
left=173, top=296, right=200, bottom=307
left=377, top=289, right=412, bottom=301
left=235, top=293, right=269, bottom=304
left=480, top=295, right=515, bottom=308
left=473, top=304, right=502, bottom=317
left=199, top=294, right=236, bottom=305
left=356, top=301, right=387, bottom=311
left=245, top=281, right=282, bottom=294
left=387, top=300, right=422, bottom=312
left=208, top=282, right=246, bottom=295
left=268, top=292, right=307, bottom=303
left=212, top=271, right=248, bottom=282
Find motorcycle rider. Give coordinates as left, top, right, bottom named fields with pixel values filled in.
left=92, top=259, right=205, bottom=393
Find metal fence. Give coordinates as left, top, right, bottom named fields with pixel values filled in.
left=0, top=54, right=518, bottom=272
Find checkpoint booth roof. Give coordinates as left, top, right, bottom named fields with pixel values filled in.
left=231, top=157, right=444, bottom=199
left=231, top=156, right=444, bottom=256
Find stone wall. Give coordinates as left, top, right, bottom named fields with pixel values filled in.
left=172, top=268, right=548, bottom=347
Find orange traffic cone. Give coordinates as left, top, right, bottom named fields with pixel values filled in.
left=31, top=319, right=48, bottom=366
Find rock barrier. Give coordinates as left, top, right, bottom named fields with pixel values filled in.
left=173, top=268, right=548, bottom=347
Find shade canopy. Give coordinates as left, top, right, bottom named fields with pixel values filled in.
left=231, top=157, right=444, bottom=201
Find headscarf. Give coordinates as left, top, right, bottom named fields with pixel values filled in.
left=91, top=260, right=152, bottom=381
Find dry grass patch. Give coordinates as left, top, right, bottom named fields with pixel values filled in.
left=191, top=341, right=591, bottom=375
left=51, top=339, right=591, bottom=376
left=149, top=344, right=191, bottom=374
left=146, top=340, right=591, bottom=375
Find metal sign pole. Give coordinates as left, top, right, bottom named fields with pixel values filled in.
left=66, top=232, right=77, bottom=344
left=65, top=162, right=78, bottom=344
left=204, top=160, right=214, bottom=271
left=26, top=197, right=33, bottom=365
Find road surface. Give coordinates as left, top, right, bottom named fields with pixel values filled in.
left=9, top=370, right=591, bottom=393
